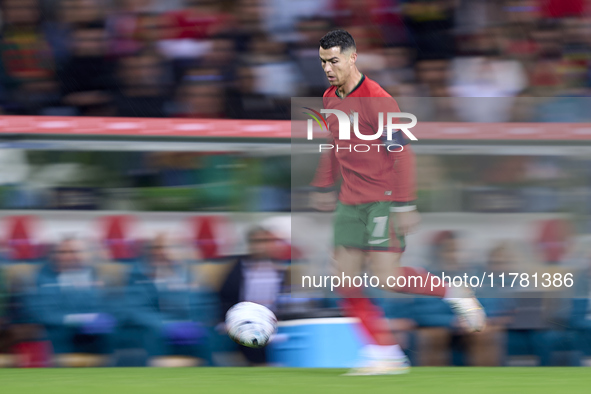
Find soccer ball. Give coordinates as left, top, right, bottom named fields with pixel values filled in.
left=225, top=302, right=277, bottom=348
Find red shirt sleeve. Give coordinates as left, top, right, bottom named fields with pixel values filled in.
left=310, top=133, right=340, bottom=190
left=391, top=145, right=417, bottom=203
left=310, top=89, right=341, bottom=191
left=366, top=93, right=416, bottom=204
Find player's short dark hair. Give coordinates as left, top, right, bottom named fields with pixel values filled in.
left=319, top=29, right=356, bottom=53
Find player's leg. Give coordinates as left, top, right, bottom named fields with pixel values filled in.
left=336, top=251, right=410, bottom=375
left=369, top=251, right=446, bottom=297
left=367, top=202, right=486, bottom=333
left=333, top=203, right=398, bottom=346
left=334, top=246, right=397, bottom=347
left=330, top=203, right=406, bottom=374
left=367, top=202, right=446, bottom=296
left=333, top=203, right=408, bottom=375
left=370, top=253, right=486, bottom=333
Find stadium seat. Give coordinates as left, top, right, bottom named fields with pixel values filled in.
left=12, top=340, right=52, bottom=368
left=53, top=353, right=110, bottom=368
left=101, top=215, right=139, bottom=263
left=190, top=260, right=235, bottom=291
left=191, top=215, right=237, bottom=261
left=535, top=218, right=572, bottom=264
left=96, top=262, right=130, bottom=288
left=413, top=327, right=451, bottom=366
left=2, top=263, right=42, bottom=290
left=4, top=215, right=42, bottom=263
left=148, top=356, right=204, bottom=368
left=0, top=354, right=15, bottom=368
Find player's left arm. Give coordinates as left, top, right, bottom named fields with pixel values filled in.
left=370, top=94, right=420, bottom=235
left=390, top=145, right=420, bottom=235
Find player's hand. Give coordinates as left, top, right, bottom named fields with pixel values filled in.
left=394, top=209, right=421, bottom=235
left=310, top=191, right=337, bottom=212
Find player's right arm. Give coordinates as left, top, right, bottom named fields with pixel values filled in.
left=310, top=133, right=340, bottom=211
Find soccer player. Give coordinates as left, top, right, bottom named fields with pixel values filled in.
left=310, top=29, right=486, bottom=375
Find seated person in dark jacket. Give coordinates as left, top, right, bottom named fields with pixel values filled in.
left=220, top=225, right=289, bottom=366
left=114, top=49, right=170, bottom=118
left=58, top=23, right=116, bottom=116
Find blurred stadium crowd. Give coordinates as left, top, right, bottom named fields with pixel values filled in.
left=2, top=0, right=591, bottom=371
left=0, top=214, right=590, bottom=367
left=0, top=214, right=294, bottom=367
left=0, top=150, right=293, bottom=212
left=1, top=0, right=591, bottom=120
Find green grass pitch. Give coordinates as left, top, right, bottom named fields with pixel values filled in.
left=1, top=367, right=590, bottom=394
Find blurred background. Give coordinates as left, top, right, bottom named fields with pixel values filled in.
left=1, top=0, right=591, bottom=370
left=1, top=0, right=591, bottom=119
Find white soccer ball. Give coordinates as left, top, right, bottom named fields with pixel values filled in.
left=225, top=302, right=277, bottom=348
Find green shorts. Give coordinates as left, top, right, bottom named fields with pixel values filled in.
left=333, top=201, right=406, bottom=252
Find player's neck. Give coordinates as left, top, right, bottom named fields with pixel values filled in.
left=337, top=68, right=363, bottom=98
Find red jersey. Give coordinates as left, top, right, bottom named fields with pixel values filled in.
left=311, top=75, right=416, bottom=205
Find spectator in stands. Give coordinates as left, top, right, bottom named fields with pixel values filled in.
left=0, top=0, right=58, bottom=115
left=58, top=23, right=116, bottom=116
left=28, top=237, right=116, bottom=366
left=173, top=69, right=226, bottom=118
left=413, top=231, right=504, bottom=366
left=106, top=0, right=161, bottom=58
left=219, top=225, right=289, bottom=366
left=450, top=28, right=528, bottom=122
left=226, top=65, right=288, bottom=120
left=415, top=56, right=451, bottom=96
left=400, top=0, right=456, bottom=59
left=114, top=48, right=171, bottom=118
left=244, top=33, right=302, bottom=101
left=43, top=0, right=106, bottom=68
left=413, top=231, right=465, bottom=365
left=0, top=0, right=590, bottom=119
left=200, top=37, right=239, bottom=83
left=332, top=0, right=382, bottom=34
left=126, top=233, right=217, bottom=367
left=527, top=21, right=565, bottom=96
left=292, top=17, right=332, bottom=97
left=163, top=0, right=230, bottom=43
left=369, top=46, right=415, bottom=91
left=230, top=0, right=267, bottom=54
left=501, top=220, right=581, bottom=366
left=0, top=269, right=8, bottom=357
left=559, top=17, right=591, bottom=91
left=474, top=242, right=517, bottom=365
left=262, top=0, right=332, bottom=42
left=569, top=253, right=591, bottom=366
left=530, top=21, right=591, bottom=123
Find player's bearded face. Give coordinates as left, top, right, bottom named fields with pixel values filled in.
left=319, top=46, right=355, bottom=86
